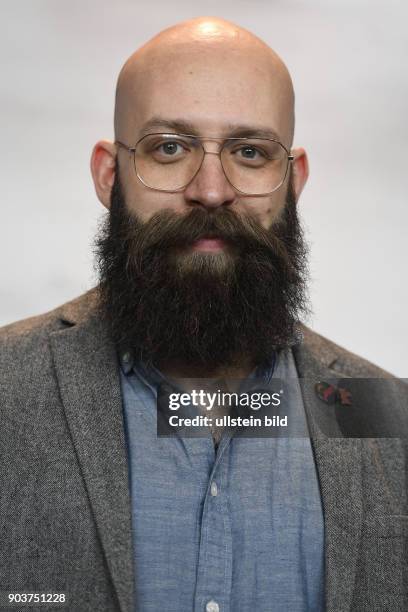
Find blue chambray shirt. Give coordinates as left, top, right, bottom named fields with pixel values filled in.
left=120, top=347, right=325, bottom=612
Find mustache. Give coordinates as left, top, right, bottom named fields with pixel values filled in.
left=110, top=204, right=290, bottom=261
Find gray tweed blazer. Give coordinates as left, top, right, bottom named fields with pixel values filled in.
left=0, top=288, right=407, bottom=612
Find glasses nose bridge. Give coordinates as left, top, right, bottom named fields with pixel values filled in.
left=197, top=136, right=224, bottom=157
left=203, top=150, right=221, bottom=157
left=193, top=138, right=230, bottom=187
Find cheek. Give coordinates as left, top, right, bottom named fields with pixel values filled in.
left=265, top=194, right=288, bottom=226
left=124, top=185, right=186, bottom=222
left=117, top=159, right=185, bottom=220
left=236, top=195, right=285, bottom=229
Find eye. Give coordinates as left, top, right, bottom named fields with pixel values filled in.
left=229, top=143, right=269, bottom=166
left=157, top=141, right=185, bottom=156
left=239, top=146, right=261, bottom=159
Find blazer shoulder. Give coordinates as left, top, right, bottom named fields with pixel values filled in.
left=0, top=288, right=98, bottom=362
left=298, top=323, right=398, bottom=379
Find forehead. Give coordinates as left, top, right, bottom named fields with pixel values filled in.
left=122, top=47, right=293, bottom=145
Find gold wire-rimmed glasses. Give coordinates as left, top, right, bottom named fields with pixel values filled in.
left=116, top=132, right=294, bottom=196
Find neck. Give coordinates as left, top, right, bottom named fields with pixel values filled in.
left=156, top=355, right=257, bottom=382
left=157, top=358, right=258, bottom=396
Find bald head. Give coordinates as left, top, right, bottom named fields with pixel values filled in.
left=114, top=17, right=295, bottom=147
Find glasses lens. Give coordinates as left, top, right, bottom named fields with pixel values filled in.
left=135, top=134, right=203, bottom=190
left=221, top=139, right=288, bottom=195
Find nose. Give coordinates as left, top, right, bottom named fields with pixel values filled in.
left=183, top=151, right=237, bottom=209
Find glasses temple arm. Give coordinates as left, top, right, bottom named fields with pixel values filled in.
left=115, top=140, right=136, bottom=153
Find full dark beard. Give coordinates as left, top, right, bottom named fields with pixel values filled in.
left=94, top=168, right=309, bottom=374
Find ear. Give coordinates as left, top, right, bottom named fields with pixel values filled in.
left=90, top=140, right=117, bottom=209
left=290, top=147, right=309, bottom=201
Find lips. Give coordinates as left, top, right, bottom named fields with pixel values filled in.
left=191, top=237, right=226, bottom=252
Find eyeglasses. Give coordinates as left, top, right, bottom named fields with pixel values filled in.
left=116, top=133, right=294, bottom=196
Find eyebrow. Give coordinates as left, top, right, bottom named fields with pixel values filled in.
left=138, top=116, right=282, bottom=141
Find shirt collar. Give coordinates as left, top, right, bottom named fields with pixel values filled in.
left=118, top=323, right=303, bottom=383
left=119, top=348, right=277, bottom=388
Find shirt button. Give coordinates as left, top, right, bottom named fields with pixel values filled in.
left=122, top=351, right=132, bottom=364
left=206, top=601, right=219, bottom=612
left=210, top=481, right=218, bottom=497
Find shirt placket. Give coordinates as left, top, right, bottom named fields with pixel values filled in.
left=194, top=434, right=233, bottom=612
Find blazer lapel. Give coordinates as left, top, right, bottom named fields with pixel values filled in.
left=293, top=335, right=363, bottom=612
left=49, top=300, right=134, bottom=612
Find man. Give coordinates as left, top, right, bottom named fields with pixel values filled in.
left=0, top=16, right=407, bottom=612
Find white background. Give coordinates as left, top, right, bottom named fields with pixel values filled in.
left=1, top=0, right=407, bottom=376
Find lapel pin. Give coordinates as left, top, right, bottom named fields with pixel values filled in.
left=315, top=382, right=353, bottom=406
left=315, top=382, right=337, bottom=405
